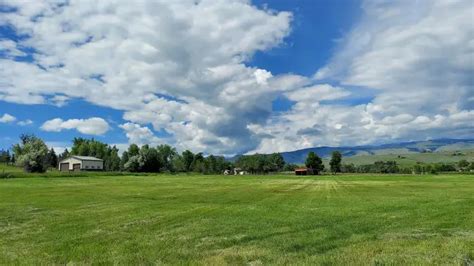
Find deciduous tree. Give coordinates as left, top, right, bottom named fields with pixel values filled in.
left=329, top=151, right=342, bottom=174
left=305, top=152, right=324, bottom=174
left=12, top=134, right=49, bottom=173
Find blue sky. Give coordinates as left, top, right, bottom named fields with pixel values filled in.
left=0, top=0, right=472, bottom=154
left=250, top=0, right=360, bottom=76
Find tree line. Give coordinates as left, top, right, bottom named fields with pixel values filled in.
left=6, top=135, right=245, bottom=174
left=5, top=134, right=473, bottom=174
left=119, top=143, right=233, bottom=174
left=234, top=153, right=285, bottom=174
left=8, top=135, right=336, bottom=174
left=340, top=160, right=474, bottom=174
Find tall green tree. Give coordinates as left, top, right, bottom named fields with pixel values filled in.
left=47, top=148, right=58, bottom=169
left=171, top=154, right=185, bottom=172
left=127, top=144, right=140, bottom=157
left=141, top=145, right=161, bottom=172
left=157, top=144, right=177, bottom=172
left=305, top=152, right=324, bottom=174
left=269, top=153, right=285, bottom=172
left=122, top=145, right=158, bottom=173
left=329, top=151, right=342, bottom=174
left=181, top=150, right=195, bottom=172
left=120, top=151, right=129, bottom=171
left=59, top=148, right=70, bottom=162
left=192, top=153, right=205, bottom=173
left=123, top=154, right=142, bottom=172
left=213, top=156, right=232, bottom=174
left=105, top=146, right=121, bottom=171
left=12, top=134, right=49, bottom=173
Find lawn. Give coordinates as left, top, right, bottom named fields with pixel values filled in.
left=0, top=173, right=473, bottom=264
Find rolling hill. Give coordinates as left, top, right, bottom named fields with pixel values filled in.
left=279, top=139, right=474, bottom=164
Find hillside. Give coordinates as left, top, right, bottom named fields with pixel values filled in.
left=279, top=139, right=474, bottom=164
left=334, top=149, right=474, bottom=167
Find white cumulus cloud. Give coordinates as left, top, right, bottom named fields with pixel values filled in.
left=17, top=119, right=33, bottom=126
left=119, top=123, right=162, bottom=147
left=41, top=117, right=110, bottom=135
left=0, top=113, right=16, bottom=123
left=250, top=0, right=474, bottom=153
left=0, top=0, right=472, bottom=154
left=0, top=0, right=299, bottom=154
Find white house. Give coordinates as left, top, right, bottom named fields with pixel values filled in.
left=58, top=156, right=104, bottom=171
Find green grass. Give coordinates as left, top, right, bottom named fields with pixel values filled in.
left=0, top=173, right=473, bottom=264
left=0, top=163, right=24, bottom=173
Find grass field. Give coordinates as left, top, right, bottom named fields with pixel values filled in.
left=0, top=173, right=473, bottom=265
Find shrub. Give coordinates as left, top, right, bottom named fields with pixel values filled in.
left=0, top=170, right=12, bottom=179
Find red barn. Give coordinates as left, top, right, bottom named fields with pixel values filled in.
left=295, top=168, right=316, bottom=175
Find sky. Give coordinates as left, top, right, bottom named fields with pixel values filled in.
left=0, top=0, right=473, bottom=155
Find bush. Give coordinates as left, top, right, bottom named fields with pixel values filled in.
left=0, top=170, right=12, bottom=179
left=458, top=160, right=470, bottom=171
left=341, top=163, right=356, bottom=173
left=283, top=163, right=298, bottom=172
left=355, top=161, right=399, bottom=173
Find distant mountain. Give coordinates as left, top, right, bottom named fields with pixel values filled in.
left=275, top=139, right=474, bottom=164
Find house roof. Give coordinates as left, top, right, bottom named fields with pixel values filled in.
left=61, top=156, right=103, bottom=162
left=295, top=168, right=308, bottom=171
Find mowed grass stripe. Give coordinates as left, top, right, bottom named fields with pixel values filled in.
left=0, top=174, right=473, bottom=264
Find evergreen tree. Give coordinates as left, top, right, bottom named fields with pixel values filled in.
left=47, top=148, right=58, bottom=169
left=59, top=148, right=70, bottom=161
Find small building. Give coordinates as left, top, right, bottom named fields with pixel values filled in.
left=58, top=156, right=104, bottom=172
left=295, top=168, right=308, bottom=175
left=295, top=168, right=315, bottom=175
